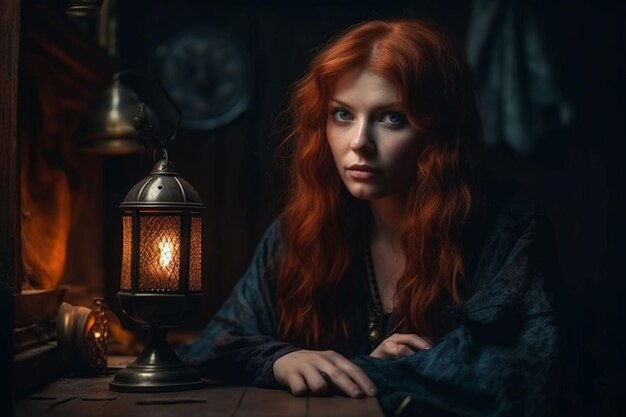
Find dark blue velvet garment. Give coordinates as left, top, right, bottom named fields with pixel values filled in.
left=179, top=191, right=571, bottom=417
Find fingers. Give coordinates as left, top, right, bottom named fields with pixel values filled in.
left=370, top=340, right=398, bottom=358
left=286, top=374, right=309, bottom=396
left=328, top=356, right=377, bottom=398
left=286, top=363, right=333, bottom=397
left=396, top=343, right=415, bottom=357
left=390, top=334, right=433, bottom=351
left=370, top=333, right=433, bottom=359
left=300, top=365, right=329, bottom=396
left=273, top=350, right=376, bottom=399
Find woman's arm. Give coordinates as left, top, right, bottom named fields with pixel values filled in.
left=178, top=221, right=299, bottom=387
left=178, top=221, right=376, bottom=396
left=353, top=215, right=572, bottom=416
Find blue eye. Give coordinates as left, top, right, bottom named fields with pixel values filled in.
left=382, top=112, right=407, bottom=126
left=332, top=108, right=353, bottom=122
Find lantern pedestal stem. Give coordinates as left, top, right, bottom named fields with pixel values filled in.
left=109, top=326, right=203, bottom=392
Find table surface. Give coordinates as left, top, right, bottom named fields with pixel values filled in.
left=13, top=374, right=384, bottom=417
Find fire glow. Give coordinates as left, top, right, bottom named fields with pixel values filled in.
left=158, top=238, right=174, bottom=269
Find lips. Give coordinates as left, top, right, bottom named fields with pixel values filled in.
left=346, top=164, right=381, bottom=179
left=347, top=164, right=380, bottom=172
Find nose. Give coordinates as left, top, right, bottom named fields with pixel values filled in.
left=350, top=121, right=375, bottom=154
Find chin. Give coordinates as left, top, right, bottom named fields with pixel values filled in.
left=345, top=184, right=388, bottom=201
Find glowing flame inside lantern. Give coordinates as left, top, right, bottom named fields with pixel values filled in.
left=159, top=238, right=174, bottom=269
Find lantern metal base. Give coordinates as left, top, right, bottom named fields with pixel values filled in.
left=110, top=327, right=204, bottom=393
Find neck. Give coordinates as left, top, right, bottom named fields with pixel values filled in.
left=369, top=195, right=407, bottom=244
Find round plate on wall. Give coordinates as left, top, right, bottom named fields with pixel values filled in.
left=151, top=28, right=253, bottom=131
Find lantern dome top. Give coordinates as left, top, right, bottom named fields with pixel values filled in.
left=120, top=157, right=205, bottom=210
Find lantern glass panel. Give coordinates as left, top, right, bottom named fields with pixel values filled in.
left=139, top=215, right=181, bottom=291
left=189, top=217, right=202, bottom=291
left=121, top=216, right=132, bottom=291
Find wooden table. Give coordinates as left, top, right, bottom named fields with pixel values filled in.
left=13, top=375, right=384, bottom=417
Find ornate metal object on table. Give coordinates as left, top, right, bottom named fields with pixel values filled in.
left=57, top=297, right=110, bottom=373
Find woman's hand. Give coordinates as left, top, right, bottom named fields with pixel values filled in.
left=273, top=350, right=377, bottom=398
left=370, top=333, right=432, bottom=359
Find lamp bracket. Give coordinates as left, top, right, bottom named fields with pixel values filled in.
left=113, top=70, right=181, bottom=150
left=133, top=103, right=159, bottom=146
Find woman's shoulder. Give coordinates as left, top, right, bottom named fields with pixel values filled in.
left=463, top=182, right=555, bottom=282
left=229, top=218, right=284, bottom=295
left=261, top=218, right=282, bottom=243
left=461, top=183, right=559, bottom=317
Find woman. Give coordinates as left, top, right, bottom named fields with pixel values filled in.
left=180, top=19, right=567, bottom=416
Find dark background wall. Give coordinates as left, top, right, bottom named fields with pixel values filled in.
left=90, top=0, right=623, bottom=414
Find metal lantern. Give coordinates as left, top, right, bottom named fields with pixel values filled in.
left=109, top=150, right=205, bottom=392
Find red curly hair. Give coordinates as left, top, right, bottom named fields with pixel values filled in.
left=276, top=19, right=481, bottom=349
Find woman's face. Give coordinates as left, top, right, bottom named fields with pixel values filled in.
left=326, top=69, right=424, bottom=201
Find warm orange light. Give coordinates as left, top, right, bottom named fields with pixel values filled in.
left=137, top=216, right=182, bottom=291
left=158, top=238, right=174, bottom=269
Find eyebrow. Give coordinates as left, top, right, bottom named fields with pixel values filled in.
left=329, top=98, right=402, bottom=111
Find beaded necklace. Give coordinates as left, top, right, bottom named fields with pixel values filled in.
left=365, top=246, right=384, bottom=348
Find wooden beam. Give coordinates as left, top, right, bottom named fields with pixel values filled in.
left=0, top=0, right=21, bottom=294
